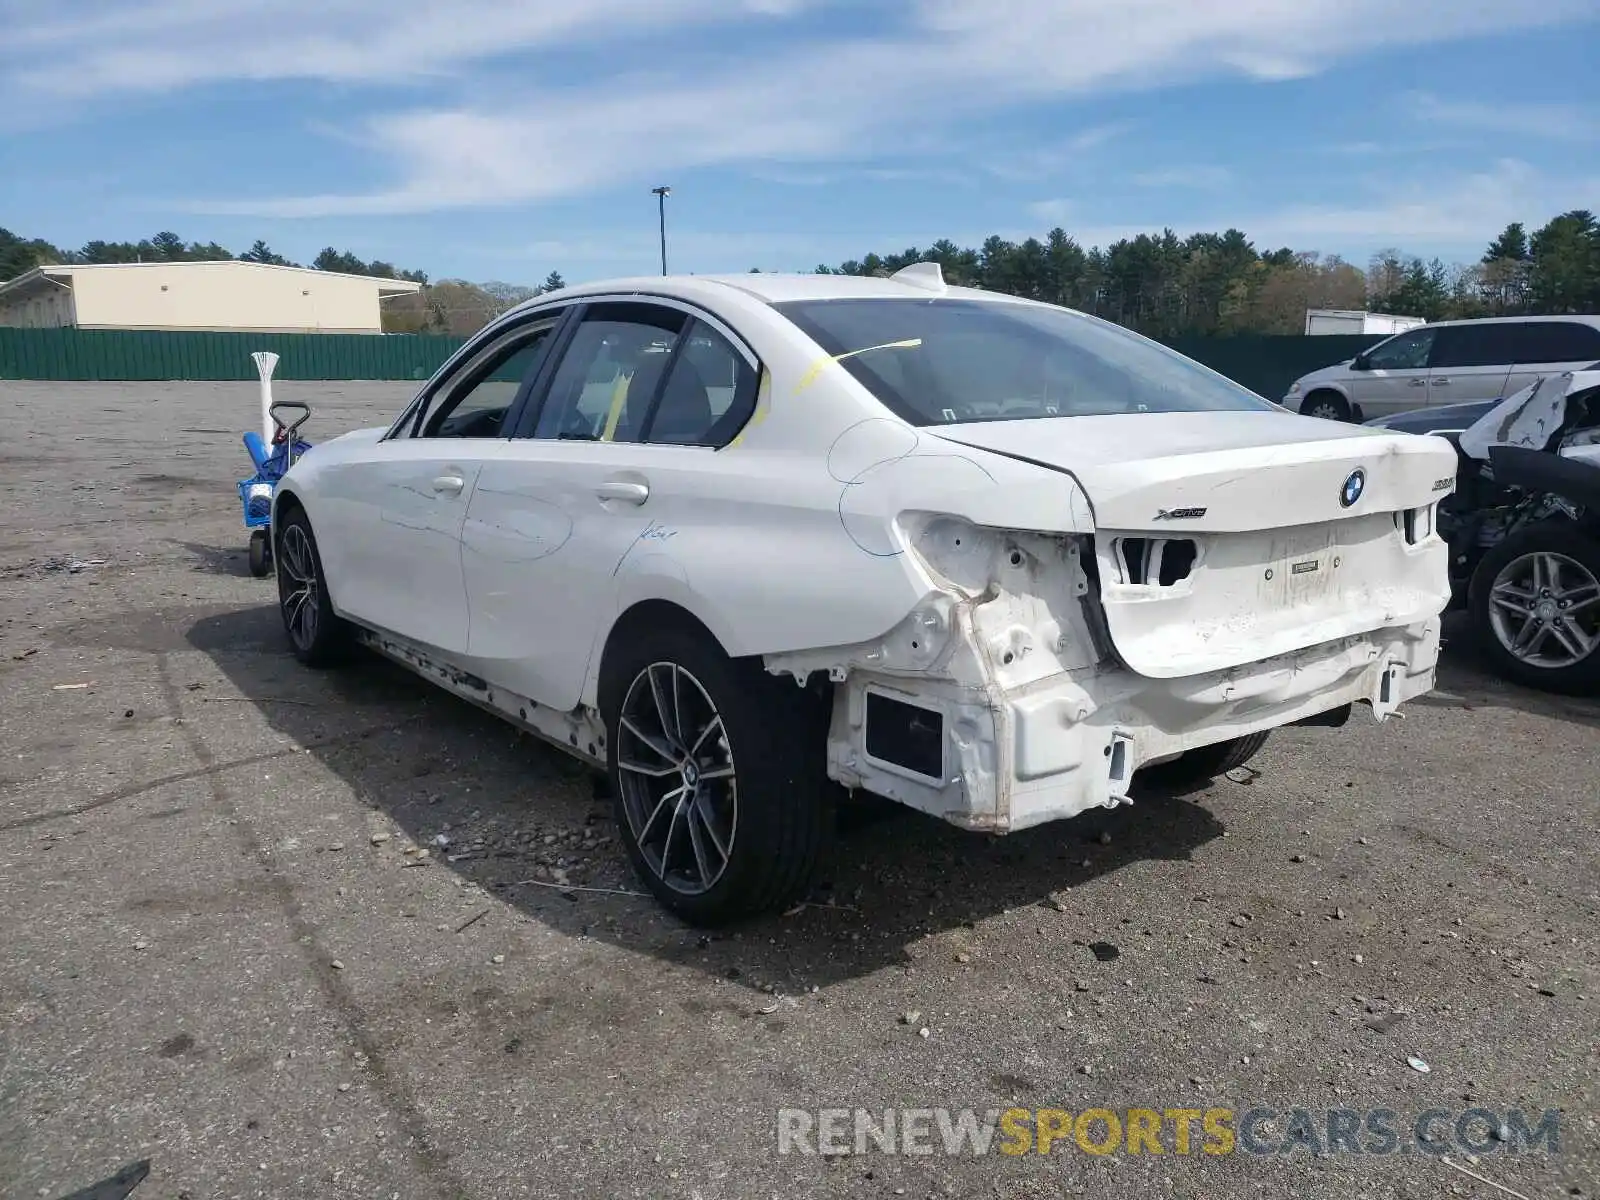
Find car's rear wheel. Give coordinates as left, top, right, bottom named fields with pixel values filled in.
left=1468, top=523, right=1600, bottom=694
left=1142, top=731, right=1271, bottom=788
left=1302, top=391, right=1351, bottom=421
left=275, top=508, right=353, bottom=668
left=601, top=625, right=831, bottom=925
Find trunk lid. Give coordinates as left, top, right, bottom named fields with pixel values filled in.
left=933, top=412, right=1456, bottom=678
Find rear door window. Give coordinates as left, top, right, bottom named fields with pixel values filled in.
left=640, top=320, right=759, bottom=447
left=1515, top=321, right=1600, bottom=365
left=1429, top=324, right=1522, bottom=369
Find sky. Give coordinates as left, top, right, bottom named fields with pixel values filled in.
left=2, top=0, right=1598, bottom=287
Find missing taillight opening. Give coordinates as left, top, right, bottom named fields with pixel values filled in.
left=1116, top=537, right=1197, bottom=586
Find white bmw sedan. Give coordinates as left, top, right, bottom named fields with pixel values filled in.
left=271, top=263, right=1456, bottom=924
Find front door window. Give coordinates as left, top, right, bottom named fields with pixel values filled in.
left=1363, top=328, right=1436, bottom=371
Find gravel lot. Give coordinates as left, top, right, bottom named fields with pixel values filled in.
left=1, top=380, right=1595, bottom=1200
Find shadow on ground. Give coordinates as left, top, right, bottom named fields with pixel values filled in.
left=72, top=601, right=1238, bottom=989
left=173, top=540, right=255, bottom=578
left=1428, top=611, right=1600, bottom=729
left=58, top=599, right=1595, bottom=990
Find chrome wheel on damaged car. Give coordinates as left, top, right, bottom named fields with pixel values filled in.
left=274, top=508, right=352, bottom=668
left=278, top=524, right=320, bottom=652
left=1469, top=524, right=1600, bottom=695
left=1487, top=552, right=1600, bottom=668
left=616, top=662, right=738, bottom=896
left=601, top=623, right=832, bottom=926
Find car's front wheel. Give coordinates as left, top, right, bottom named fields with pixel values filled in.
left=274, top=508, right=353, bottom=668
left=1468, top=522, right=1600, bottom=694
left=601, top=625, right=831, bottom=925
left=1301, top=390, right=1351, bottom=421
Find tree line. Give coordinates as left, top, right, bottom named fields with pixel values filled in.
left=0, top=227, right=563, bottom=336
left=7, top=209, right=1596, bottom=341
left=810, top=210, right=1600, bottom=338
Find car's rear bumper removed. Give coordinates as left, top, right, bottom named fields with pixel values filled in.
left=802, top=616, right=1439, bottom=834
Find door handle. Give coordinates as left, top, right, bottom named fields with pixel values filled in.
left=596, top=478, right=649, bottom=505
left=1432, top=378, right=1450, bottom=385
left=1408, top=379, right=1427, bottom=387
left=431, top=474, right=465, bottom=495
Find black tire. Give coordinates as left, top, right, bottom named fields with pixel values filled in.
left=1301, top=390, right=1351, bottom=422
left=1144, top=731, right=1271, bottom=788
left=601, top=625, right=831, bottom=926
left=1467, top=522, right=1600, bottom=695
left=248, top=528, right=272, bottom=577
left=273, top=508, right=353, bottom=668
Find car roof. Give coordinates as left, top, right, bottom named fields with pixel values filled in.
left=504, top=270, right=1026, bottom=318
left=1419, top=313, right=1600, bottom=329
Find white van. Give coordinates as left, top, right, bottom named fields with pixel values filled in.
left=1282, top=315, right=1600, bottom=421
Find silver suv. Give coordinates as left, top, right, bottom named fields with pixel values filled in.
left=1282, top=315, right=1600, bottom=421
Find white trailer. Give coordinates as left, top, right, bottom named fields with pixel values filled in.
left=1304, top=308, right=1427, bottom=336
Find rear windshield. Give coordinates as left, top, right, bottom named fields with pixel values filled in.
left=774, top=297, right=1275, bottom=425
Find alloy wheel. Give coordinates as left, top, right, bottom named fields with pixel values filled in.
left=1487, top=550, right=1600, bottom=669
left=615, top=661, right=737, bottom=896
left=277, top=524, right=321, bottom=652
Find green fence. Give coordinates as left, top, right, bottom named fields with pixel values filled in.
left=0, top=325, right=1384, bottom=399
left=0, top=327, right=465, bottom=383
left=1169, top=333, right=1380, bottom=401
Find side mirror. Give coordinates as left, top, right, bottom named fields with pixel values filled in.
left=1350, top=352, right=1370, bottom=371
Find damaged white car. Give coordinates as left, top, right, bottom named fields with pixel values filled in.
left=271, top=264, right=1455, bottom=923
left=1437, top=370, right=1600, bottom=693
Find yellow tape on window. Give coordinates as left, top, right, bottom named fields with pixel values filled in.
left=794, top=338, right=922, bottom=393
left=601, top=372, right=630, bottom=442
left=728, top=339, right=921, bottom=449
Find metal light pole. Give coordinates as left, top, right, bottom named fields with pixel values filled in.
left=651, top=185, right=671, bottom=275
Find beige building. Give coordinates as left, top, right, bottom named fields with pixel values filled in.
left=0, top=260, right=422, bottom=333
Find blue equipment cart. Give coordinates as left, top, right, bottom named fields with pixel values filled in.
left=238, top=400, right=312, bottom=577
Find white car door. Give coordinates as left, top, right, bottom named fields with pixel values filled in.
left=460, top=300, right=761, bottom=710
left=323, top=317, right=561, bottom=652
left=1423, top=323, right=1515, bottom=407
left=1344, top=326, right=1436, bottom=417
left=1502, top=319, right=1600, bottom=399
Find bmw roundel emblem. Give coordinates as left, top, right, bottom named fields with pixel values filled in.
left=1340, top=468, right=1366, bottom=508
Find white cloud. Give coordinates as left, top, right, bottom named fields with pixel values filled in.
left=981, top=122, right=1141, bottom=182
left=1027, top=200, right=1076, bottom=225
left=1237, top=158, right=1569, bottom=250
left=745, top=164, right=976, bottom=187
left=1130, top=165, right=1233, bottom=189
left=462, top=156, right=1591, bottom=279
left=1408, top=91, right=1600, bottom=142
left=2, top=0, right=802, bottom=95
left=8, top=0, right=1597, bottom=215
left=1026, top=160, right=1598, bottom=260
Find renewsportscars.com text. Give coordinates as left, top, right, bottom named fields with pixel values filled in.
left=776, top=1106, right=1561, bottom=1158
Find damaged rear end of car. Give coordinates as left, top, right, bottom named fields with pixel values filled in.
left=1443, top=371, right=1600, bottom=693
left=767, top=289, right=1457, bottom=834
left=771, top=425, right=1454, bottom=833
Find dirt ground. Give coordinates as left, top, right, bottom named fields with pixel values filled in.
left=0, top=380, right=1595, bottom=1200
